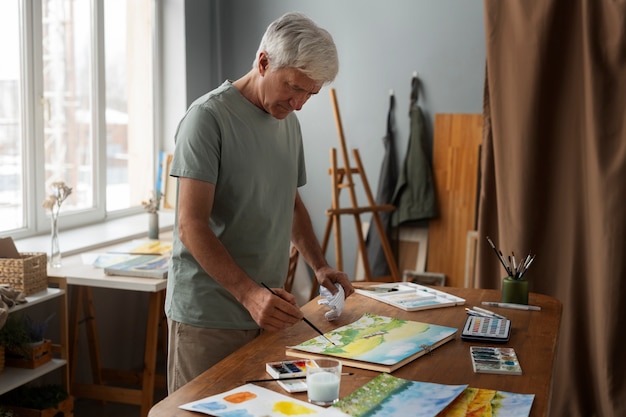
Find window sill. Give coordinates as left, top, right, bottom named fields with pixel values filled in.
left=15, top=211, right=175, bottom=256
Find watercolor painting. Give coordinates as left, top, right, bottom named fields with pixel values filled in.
left=438, top=386, right=534, bottom=417
left=179, top=384, right=349, bottom=417
left=333, top=373, right=534, bottom=417
left=333, top=373, right=468, bottom=417
left=287, top=313, right=457, bottom=370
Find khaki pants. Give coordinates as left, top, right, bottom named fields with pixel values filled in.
left=167, top=318, right=262, bottom=394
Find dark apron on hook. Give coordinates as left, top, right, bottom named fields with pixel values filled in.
left=391, top=75, right=437, bottom=227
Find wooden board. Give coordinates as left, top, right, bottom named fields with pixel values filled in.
left=427, top=114, right=483, bottom=288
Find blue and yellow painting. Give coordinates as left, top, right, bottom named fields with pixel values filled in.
left=180, top=384, right=349, bottom=417
left=290, top=313, right=457, bottom=366
left=333, top=373, right=534, bottom=417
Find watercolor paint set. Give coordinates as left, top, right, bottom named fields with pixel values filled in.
left=354, top=282, right=466, bottom=312
left=265, top=360, right=308, bottom=393
left=461, top=315, right=511, bottom=343
left=265, top=360, right=307, bottom=379
left=470, top=346, right=522, bottom=375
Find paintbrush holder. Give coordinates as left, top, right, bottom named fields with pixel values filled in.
left=501, top=276, right=529, bottom=305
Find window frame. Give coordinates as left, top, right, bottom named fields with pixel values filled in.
left=7, top=0, right=161, bottom=240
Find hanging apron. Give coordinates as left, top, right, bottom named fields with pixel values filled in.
left=391, top=75, right=437, bottom=227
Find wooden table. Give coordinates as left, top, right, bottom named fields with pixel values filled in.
left=149, top=287, right=561, bottom=417
left=48, top=254, right=168, bottom=417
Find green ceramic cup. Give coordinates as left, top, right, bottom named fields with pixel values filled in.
left=501, top=276, right=529, bottom=305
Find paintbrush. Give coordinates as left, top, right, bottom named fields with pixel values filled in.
left=246, top=372, right=353, bottom=383
left=261, top=283, right=336, bottom=345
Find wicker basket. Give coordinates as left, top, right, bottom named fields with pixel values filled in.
left=0, top=252, right=48, bottom=295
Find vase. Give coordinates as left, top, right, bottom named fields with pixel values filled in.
left=49, top=214, right=62, bottom=268
left=148, top=212, right=159, bottom=239
left=501, top=276, right=529, bottom=304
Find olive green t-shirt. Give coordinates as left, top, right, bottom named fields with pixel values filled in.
left=165, top=81, right=306, bottom=329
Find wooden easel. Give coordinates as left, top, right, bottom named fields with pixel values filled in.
left=318, top=89, right=400, bottom=295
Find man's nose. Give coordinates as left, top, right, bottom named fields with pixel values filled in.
left=289, top=93, right=310, bottom=111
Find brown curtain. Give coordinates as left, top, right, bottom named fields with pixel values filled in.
left=477, top=1, right=626, bottom=416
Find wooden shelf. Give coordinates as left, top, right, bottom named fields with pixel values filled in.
left=0, top=285, right=69, bottom=397
left=0, top=359, right=67, bottom=395
left=9, top=288, right=65, bottom=313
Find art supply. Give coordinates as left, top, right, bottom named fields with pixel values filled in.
left=486, top=236, right=513, bottom=276
left=247, top=372, right=353, bottom=384
left=306, top=358, right=342, bottom=406
left=461, top=315, right=511, bottom=343
left=482, top=301, right=541, bottom=311
left=256, top=362, right=309, bottom=393
left=354, top=282, right=465, bottom=312
left=261, top=283, right=335, bottom=345
left=471, top=306, right=507, bottom=319
left=465, top=308, right=485, bottom=317
left=275, top=378, right=308, bottom=393
left=470, top=346, right=522, bottom=375
left=486, top=236, right=535, bottom=280
left=265, top=360, right=307, bottom=379
left=465, top=307, right=504, bottom=319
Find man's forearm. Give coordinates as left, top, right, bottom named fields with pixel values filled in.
left=179, top=218, right=260, bottom=303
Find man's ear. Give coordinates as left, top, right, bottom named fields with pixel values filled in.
left=258, top=52, right=270, bottom=75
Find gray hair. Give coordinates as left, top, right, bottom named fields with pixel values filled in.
left=253, top=12, right=339, bottom=85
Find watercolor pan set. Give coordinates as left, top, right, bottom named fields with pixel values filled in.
left=265, top=360, right=307, bottom=379
left=470, top=346, right=522, bottom=375
left=354, top=282, right=466, bottom=311
left=265, top=360, right=308, bottom=393
left=461, top=315, right=511, bottom=343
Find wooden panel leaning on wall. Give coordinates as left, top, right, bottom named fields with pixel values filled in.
left=426, top=114, right=483, bottom=288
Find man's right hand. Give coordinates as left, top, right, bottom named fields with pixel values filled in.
left=242, top=286, right=304, bottom=332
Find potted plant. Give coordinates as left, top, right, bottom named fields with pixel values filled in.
left=0, top=407, right=14, bottom=417
left=0, top=384, right=72, bottom=417
left=0, top=314, right=53, bottom=368
left=0, top=314, right=33, bottom=356
left=23, top=315, right=52, bottom=347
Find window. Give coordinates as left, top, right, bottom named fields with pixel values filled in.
left=0, top=0, right=158, bottom=238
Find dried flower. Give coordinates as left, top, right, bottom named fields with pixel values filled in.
left=42, top=181, right=72, bottom=217
left=142, top=191, right=162, bottom=214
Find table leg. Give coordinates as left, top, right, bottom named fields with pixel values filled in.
left=68, top=286, right=105, bottom=385
left=68, top=285, right=80, bottom=384
left=82, top=287, right=104, bottom=385
left=140, top=290, right=164, bottom=417
left=69, top=287, right=166, bottom=417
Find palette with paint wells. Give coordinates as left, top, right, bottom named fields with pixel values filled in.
left=266, top=360, right=308, bottom=393
left=354, top=282, right=466, bottom=311
left=461, top=315, right=511, bottom=343
left=265, top=360, right=307, bottom=379
left=470, top=346, right=522, bottom=375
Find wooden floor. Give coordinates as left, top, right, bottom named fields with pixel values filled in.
left=73, top=398, right=145, bottom=417
left=73, top=389, right=167, bottom=417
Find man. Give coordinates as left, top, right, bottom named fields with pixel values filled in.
left=165, top=11, right=354, bottom=393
